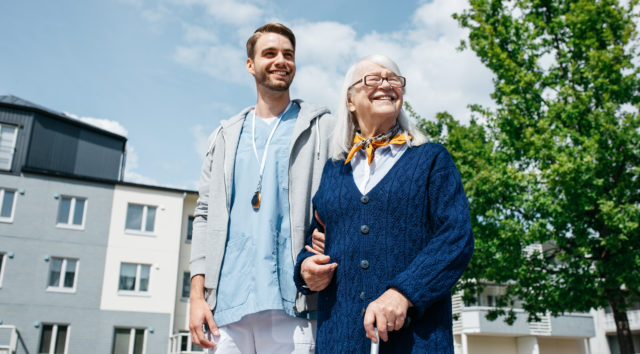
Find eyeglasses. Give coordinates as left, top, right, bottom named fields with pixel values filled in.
left=349, top=75, right=406, bottom=89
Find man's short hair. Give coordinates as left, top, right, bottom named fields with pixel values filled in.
left=246, top=23, right=296, bottom=59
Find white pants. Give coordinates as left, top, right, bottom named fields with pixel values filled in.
left=208, top=310, right=316, bottom=354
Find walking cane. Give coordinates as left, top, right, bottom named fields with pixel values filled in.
left=370, top=328, right=379, bottom=354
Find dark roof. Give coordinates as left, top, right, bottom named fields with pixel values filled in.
left=21, top=168, right=197, bottom=194
left=0, top=95, right=127, bottom=141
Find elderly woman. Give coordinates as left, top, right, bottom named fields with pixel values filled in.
left=293, top=55, right=474, bottom=353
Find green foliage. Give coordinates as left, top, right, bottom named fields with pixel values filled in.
left=410, top=0, right=640, bottom=339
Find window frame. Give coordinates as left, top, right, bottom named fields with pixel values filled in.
left=186, top=216, right=194, bottom=242
left=181, top=271, right=190, bottom=300
left=38, top=323, right=70, bottom=354
left=0, top=252, right=6, bottom=288
left=56, top=196, right=87, bottom=230
left=124, top=203, right=157, bottom=235
left=112, top=327, right=147, bottom=354
left=175, top=331, right=204, bottom=352
left=46, top=257, right=79, bottom=293
left=118, top=263, right=151, bottom=295
left=0, top=123, right=18, bottom=171
left=0, top=188, right=17, bottom=223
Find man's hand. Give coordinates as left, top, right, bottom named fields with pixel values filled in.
left=305, top=211, right=326, bottom=255
left=300, top=254, right=337, bottom=291
left=363, top=288, right=412, bottom=343
left=189, top=275, right=219, bottom=348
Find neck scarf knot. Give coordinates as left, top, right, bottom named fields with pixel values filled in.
left=344, top=122, right=410, bottom=165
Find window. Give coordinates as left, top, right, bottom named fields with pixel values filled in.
left=56, top=196, right=86, bottom=228
left=176, top=332, right=204, bottom=352
left=112, top=328, right=146, bottom=354
left=186, top=216, right=194, bottom=242
left=181, top=271, right=190, bottom=299
left=125, top=204, right=156, bottom=233
left=118, top=263, right=150, bottom=293
left=0, top=253, right=5, bottom=287
left=0, top=188, right=16, bottom=222
left=39, top=324, right=69, bottom=354
left=486, top=295, right=495, bottom=307
left=0, top=124, right=18, bottom=171
left=47, top=257, right=78, bottom=291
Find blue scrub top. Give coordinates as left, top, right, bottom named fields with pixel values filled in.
left=214, top=103, right=300, bottom=326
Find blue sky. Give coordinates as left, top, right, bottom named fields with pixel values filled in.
left=0, top=0, right=493, bottom=189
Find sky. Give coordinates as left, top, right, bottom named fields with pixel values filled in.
left=0, top=0, right=494, bottom=189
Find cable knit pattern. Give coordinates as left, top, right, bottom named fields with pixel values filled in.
left=294, top=143, right=474, bottom=354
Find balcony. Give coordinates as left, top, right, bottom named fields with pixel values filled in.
left=604, top=309, right=640, bottom=333
left=0, top=325, right=27, bottom=354
left=458, top=308, right=595, bottom=338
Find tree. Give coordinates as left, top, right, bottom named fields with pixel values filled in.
left=415, top=0, right=640, bottom=352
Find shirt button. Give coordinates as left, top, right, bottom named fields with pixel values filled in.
left=360, top=291, right=365, bottom=301
left=360, top=225, right=369, bottom=234
left=360, top=260, right=370, bottom=269
left=361, top=308, right=366, bottom=317
left=360, top=195, right=369, bottom=204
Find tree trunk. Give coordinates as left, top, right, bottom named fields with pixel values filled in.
left=609, top=293, right=636, bottom=354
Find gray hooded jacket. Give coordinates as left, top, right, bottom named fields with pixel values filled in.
left=190, top=99, right=334, bottom=315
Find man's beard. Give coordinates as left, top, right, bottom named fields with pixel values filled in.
left=255, top=70, right=294, bottom=91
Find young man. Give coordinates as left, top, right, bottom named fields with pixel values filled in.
left=189, top=23, right=334, bottom=353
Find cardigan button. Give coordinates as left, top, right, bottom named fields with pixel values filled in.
left=360, top=225, right=370, bottom=234
left=360, top=195, right=370, bottom=204
left=360, top=291, right=365, bottom=301
left=360, top=259, right=370, bottom=269
left=361, top=308, right=366, bottom=317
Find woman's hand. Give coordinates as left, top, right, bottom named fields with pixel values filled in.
left=305, top=210, right=326, bottom=255
left=300, top=254, right=337, bottom=291
left=363, top=288, right=413, bottom=343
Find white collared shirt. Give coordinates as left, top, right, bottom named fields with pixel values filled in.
left=350, top=143, right=408, bottom=194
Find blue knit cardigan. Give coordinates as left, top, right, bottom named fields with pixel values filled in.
left=294, top=143, right=474, bottom=354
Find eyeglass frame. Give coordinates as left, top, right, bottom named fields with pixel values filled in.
left=348, top=74, right=406, bottom=90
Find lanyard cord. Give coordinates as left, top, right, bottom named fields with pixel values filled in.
left=251, top=101, right=293, bottom=192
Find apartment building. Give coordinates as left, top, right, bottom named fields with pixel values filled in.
left=452, top=286, right=596, bottom=354
left=169, top=193, right=202, bottom=354
left=0, top=95, right=196, bottom=354
left=99, top=183, right=195, bottom=354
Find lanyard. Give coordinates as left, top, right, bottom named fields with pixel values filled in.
left=250, top=101, right=293, bottom=209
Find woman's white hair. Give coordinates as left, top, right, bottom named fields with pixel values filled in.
left=330, top=54, right=427, bottom=161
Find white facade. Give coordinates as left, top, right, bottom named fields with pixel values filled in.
left=590, top=307, right=640, bottom=354
left=453, top=290, right=596, bottom=354
left=169, top=193, right=201, bottom=353
left=100, top=185, right=186, bottom=314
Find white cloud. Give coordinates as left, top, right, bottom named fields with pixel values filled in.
left=62, top=112, right=129, bottom=137
left=288, top=0, right=494, bottom=123
left=166, top=0, right=494, bottom=124
left=123, top=145, right=160, bottom=185
left=292, top=21, right=358, bottom=70
left=183, top=24, right=218, bottom=43
left=174, top=43, right=250, bottom=84
left=291, top=65, right=344, bottom=111
left=191, top=124, right=211, bottom=156
left=170, top=0, right=263, bottom=26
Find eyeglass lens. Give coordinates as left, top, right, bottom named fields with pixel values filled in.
left=364, top=75, right=405, bottom=87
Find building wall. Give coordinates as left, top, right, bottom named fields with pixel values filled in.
left=537, top=337, right=588, bottom=354
left=100, top=185, right=184, bottom=313
left=100, top=184, right=186, bottom=352
left=467, top=335, right=517, bottom=354
left=0, top=173, right=114, bottom=353
left=173, top=193, right=197, bottom=335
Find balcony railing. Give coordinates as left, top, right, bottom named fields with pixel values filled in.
left=604, top=309, right=640, bottom=332
left=456, top=307, right=595, bottom=338
left=0, top=325, right=27, bottom=354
